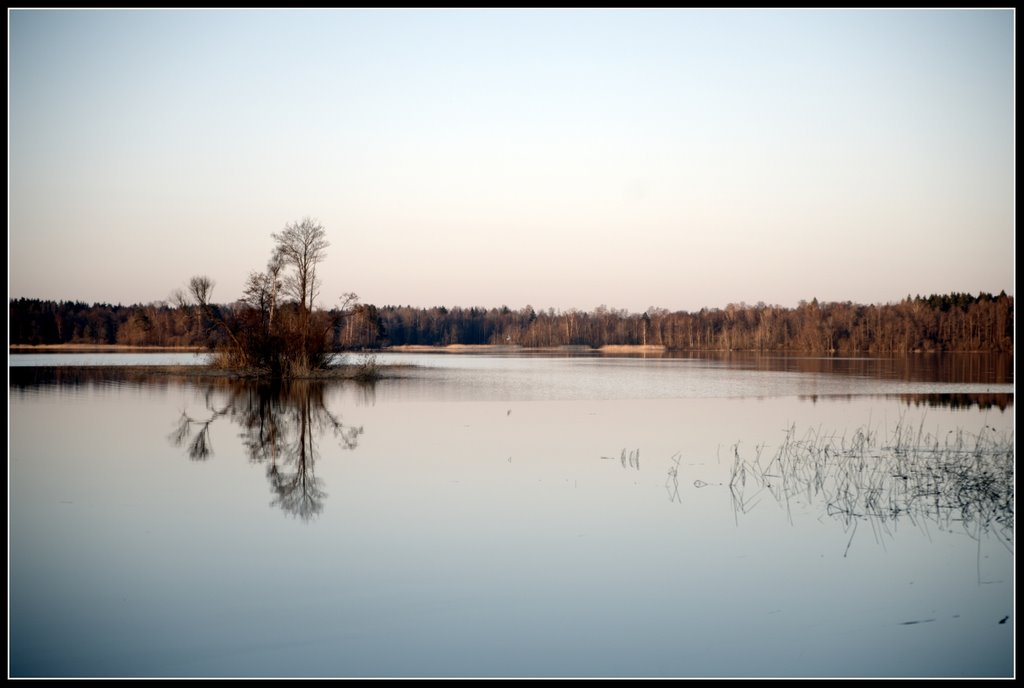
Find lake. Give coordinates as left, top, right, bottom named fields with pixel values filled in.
left=7, top=351, right=1015, bottom=678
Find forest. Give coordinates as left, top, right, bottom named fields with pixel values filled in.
left=8, top=291, right=1013, bottom=355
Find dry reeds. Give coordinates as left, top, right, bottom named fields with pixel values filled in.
left=728, top=417, right=1014, bottom=556
left=601, top=448, right=641, bottom=470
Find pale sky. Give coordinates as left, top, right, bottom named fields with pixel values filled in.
left=8, top=8, right=1015, bottom=313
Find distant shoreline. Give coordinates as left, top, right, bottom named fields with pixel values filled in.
left=386, top=344, right=668, bottom=354
left=7, top=363, right=410, bottom=382
left=9, top=344, right=204, bottom=353
left=9, top=343, right=1007, bottom=357
left=9, top=343, right=669, bottom=355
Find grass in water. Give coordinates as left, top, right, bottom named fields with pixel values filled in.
left=726, top=416, right=1014, bottom=557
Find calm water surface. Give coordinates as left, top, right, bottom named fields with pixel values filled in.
left=8, top=353, right=1014, bottom=678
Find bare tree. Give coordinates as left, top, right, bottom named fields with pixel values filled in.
left=180, top=274, right=249, bottom=367
left=266, top=253, right=284, bottom=328
left=270, top=218, right=331, bottom=371
left=170, top=218, right=351, bottom=376
left=272, top=217, right=330, bottom=317
left=189, top=275, right=215, bottom=308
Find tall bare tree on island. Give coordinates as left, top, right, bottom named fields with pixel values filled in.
left=271, top=217, right=329, bottom=371
left=178, top=217, right=357, bottom=378
left=272, top=217, right=329, bottom=333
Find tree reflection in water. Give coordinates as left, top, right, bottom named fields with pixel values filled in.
left=170, top=379, right=364, bottom=520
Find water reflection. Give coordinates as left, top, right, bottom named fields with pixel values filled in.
left=9, top=364, right=206, bottom=392
left=169, top=379, right=364, bottom=521
left=895, top=392, right=1014, bottom=412
left=9, top=360, right=1014, bottom=677
left=725, top=419, right=1014, bottom=558
left=798, top=392, right=1014, bottom=411
left=645, top=351, right=1014, bottom=385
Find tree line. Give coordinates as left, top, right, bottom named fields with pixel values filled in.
left=10, top=291, right=1013, bottom=354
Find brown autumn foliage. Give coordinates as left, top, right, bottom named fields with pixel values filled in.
left=10, top=291, right=1013, bottom=355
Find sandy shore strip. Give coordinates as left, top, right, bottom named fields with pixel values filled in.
left=10, top=344, right=205, bottom=352
left=384, top=343, right=666, bottom=354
